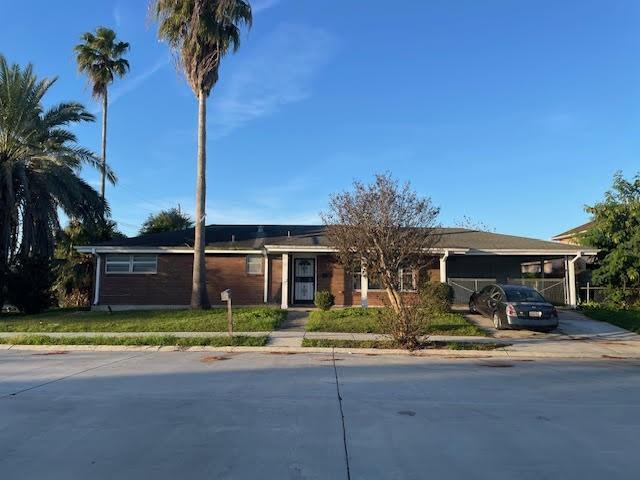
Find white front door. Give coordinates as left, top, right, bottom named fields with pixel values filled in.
left=293, top=258, right=315, bottom=303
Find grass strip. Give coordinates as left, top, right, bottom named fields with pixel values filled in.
left=306, top=309, right=485, bottom=336
left=1, top=335, right=268, bottom=347
left=0, top=307, right=286, bottom=333
left=302, top=338, right=506, bottom=350
left=580, top=306, right=640, bottom=334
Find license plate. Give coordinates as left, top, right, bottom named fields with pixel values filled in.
left=529, top=311, right=542, bottom=318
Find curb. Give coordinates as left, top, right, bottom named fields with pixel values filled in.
left=2, top=343, right=639, bottom=359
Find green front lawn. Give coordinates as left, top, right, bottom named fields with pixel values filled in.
left=305, top=308, right=485, bottom=336
left=302, top=338, right=504, bottom=350
left=580, top=305, right=640, bottom=334
left=0, top=307, right=286, bottom=333
left=1, top=334, right=268, bottom=347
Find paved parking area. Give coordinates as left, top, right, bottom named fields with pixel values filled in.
left=466, top=309, right=639, bottom=340
left=1, top=350, right=639, bottom=479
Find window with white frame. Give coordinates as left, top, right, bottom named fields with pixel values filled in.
left=400, top=268, right=417, bottom=292
left=105, top=254, right=157, bottom=274
left=352, top=266, right=384, bottom=291
left=352, top=265, right=416, bottom=292
left=246, top=255, right=263, bottom=275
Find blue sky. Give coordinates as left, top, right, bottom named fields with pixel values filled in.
left=2, top=0, right=639, bottom=239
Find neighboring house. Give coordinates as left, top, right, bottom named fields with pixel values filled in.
left=76, top=224, right=597, bottom=310
left=552, top=221, right=594, bottom=245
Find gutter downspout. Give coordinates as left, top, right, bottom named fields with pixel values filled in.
left=440, top=250, right=450, bottom=284
left=263, top=249, right=269, bottom=304
left=568, top=252, right=582, bottom=308
left=93, top=248, right=101, bottom=306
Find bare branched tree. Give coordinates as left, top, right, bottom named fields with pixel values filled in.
left=321, top=173, right=441, bottom=348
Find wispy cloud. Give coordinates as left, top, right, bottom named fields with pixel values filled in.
left=112, top=4, right=124, bottom=28
left=209, top=24, right=335, bottom=138
left=110, top=59, right=169, bottom=106
left=90, top=59, right=169, bottom=113
left=252, top=0, right=283, bottom=13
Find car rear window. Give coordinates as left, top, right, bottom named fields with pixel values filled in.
left=505, top=288, right=546, bottom=302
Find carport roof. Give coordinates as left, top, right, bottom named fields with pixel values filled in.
left=76, top=225, right=597, bottom=255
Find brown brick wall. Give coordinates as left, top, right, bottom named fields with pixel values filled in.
left=205, top=255, right=265, bottom=305
left=100, top=254, right=192, bottom=306
left=99, top=253, right=268, bottom=306
left=98, top=252, right=441, bottom=308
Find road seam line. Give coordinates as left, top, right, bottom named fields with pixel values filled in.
left=332, top=347, right=351, bottom=480
left=0, top=352, right=149, bottom=399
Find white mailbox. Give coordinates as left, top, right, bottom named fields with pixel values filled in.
left=221, top=289, right=231, bottom=301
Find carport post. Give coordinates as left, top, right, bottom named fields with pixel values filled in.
left=568, top=253, right=581, bottom=307
left=360, top=262, right=368, bottom=308
left=263, top=251, right=269, bottom=303
left=93, top=250, right=101, bottom=306
left=439, top=250, right=449, bottom=284
left=281, top=253, right=289, bottom=309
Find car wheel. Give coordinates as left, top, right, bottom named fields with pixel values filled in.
left=493, top=312, right=504, bottom=330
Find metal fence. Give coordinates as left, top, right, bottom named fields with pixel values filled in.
left=448, top=277, right=569, bottom=305
left=448, top=278, right=496, bottom=304
left=579, top=284, right=606, bottom=303
left=507, top=278, right=567, bottom=305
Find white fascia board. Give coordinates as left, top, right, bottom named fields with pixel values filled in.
left=74, top=246, right=262, bottom=254
left=264, top=245, right=337, bottom=253
left=462, top=249, right=599, bottom=256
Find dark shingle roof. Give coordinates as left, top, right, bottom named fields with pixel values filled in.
left=94, top=224, right=592, bottom=253
left=552, top=221, right=593, bottom=240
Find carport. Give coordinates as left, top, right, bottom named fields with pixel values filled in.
left=434, top=230, right=598, bottom=306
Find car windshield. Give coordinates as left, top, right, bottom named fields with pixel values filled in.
left=505, top=288, right=546, bottom=303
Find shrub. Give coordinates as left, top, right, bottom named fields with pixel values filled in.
left=314, top=290, right=335, bottom=310
left=600, top=286, right=640, bottom=309
left=380, top=304, right=424, bottom=350
left=419, top=281, right=454, bottom=315
left=7, top=256, right=55, bottom=314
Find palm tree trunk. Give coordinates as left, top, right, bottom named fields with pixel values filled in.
left=100, top=91, right=108, bottom=206
left=191, top=91, right=210, bottom=309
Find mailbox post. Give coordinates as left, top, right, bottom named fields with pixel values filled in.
left=221, top=289, right=233, bottom=337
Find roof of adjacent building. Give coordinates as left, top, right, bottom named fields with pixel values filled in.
left=86, top=224, right=596, bottom=254
left=552, top=221, right=594, bottom=241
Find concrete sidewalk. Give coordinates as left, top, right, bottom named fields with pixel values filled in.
left=1, top=330, right=639, bottom=358
left=1, top=309, right=638, bottom=359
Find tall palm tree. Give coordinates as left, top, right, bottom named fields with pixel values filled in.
left=152, top=0, right=252, bottom=309
left=74, top=27, right=129, bottom=203
left=0, top=55, right=115, bottom=307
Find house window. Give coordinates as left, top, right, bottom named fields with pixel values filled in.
left=105, top=254, right=157, bottom=274
left=246, top=255, right=263, bottom=275
left=353, top=269, right=384, bottom=291
left=400, top=268, right=417, bottom=292
left=352, top=266, right=416, bottom=292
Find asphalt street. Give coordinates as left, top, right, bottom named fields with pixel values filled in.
left=1, top=350, right=639, bottom=479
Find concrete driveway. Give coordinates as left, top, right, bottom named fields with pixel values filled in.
left=1, top=350, right=639, bottom=479
left=466, top=309, right=639, bottom=341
